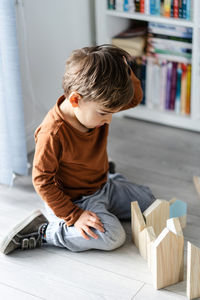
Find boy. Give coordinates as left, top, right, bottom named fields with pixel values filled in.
left=0, top=45, right=155, bottom=255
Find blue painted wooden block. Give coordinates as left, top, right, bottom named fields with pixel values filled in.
left=170, top=200, right=187, bottom=218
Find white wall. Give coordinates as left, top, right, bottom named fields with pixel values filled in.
left=16, top=0, right=95, bottom=153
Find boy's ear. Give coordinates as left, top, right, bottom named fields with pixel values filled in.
left=69, top=92, right=82, bottom=108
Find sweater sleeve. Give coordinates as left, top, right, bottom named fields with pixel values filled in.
left=32, top=131, right=84, bottom=226
left=120, top=69, right=143, bottom=111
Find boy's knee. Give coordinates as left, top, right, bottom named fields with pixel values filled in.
left=101, top=223, right=126, bottom=251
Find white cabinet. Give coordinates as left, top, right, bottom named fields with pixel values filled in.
left=95, top=0, right=200, bottom=132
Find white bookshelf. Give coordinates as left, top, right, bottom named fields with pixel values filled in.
left=95, top=0, right=200, bottom=132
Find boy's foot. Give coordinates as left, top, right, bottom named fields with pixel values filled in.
left=0, top=210, right=48, bottom=255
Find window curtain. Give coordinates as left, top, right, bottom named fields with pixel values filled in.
left=0, top=0, right=28, bottom=185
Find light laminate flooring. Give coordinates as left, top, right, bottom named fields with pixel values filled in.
left=0, top=116, right=200, bottom=300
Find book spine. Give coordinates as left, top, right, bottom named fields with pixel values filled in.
left=123, top=0, right=129, bottom=11
left=164, top=0, right=171, bottom=17
left=182, top=0, right=187, bottom=19
left=154, top=62, right=162, bottom=108
left=115, top=0, right=124, bottom=11
left=129, top=0, right=135, bottom=12
left=148, top=25, right=192, bottom=38
left=135, top=0, right=140, bottom=12
left=155, top=0, right=161, bottom=15
left=150, top=0, right=156, bottom=15
left=160, top=60, right=168, bottom=110
left=146, top=57, right=155, bottom=108
left=170, top=62, right=178, bottom=109
left=186, top=0, right=191, bottom=20
left=108, top=0, right=116, bottom=9
left=173, top=0, right=179, bottom=17
left=179, top=0, right=183, bottom=18
left=165, top=62, right=173, bottom=109
left=186, top=64, right=191, bottom=114
left=175, top=63, right=182, bottom=113
left=140, top=0, right=145, bottom=13
left=180, top=63, right=187, bottom=114
left=145, top=0, right=150, bottom=14
left=170, top=0, right=174, bottom=17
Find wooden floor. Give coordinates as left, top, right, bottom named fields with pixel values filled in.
left=0, top=116, right=200, bottom=300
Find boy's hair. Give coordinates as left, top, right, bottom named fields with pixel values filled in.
left=62, top=44, right=135, bottom=110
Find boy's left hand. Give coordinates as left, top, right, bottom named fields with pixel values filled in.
left=74, top=210, right=105, bottom=240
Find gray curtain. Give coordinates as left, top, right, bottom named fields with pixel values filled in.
left=0, top=0, right=28, bottom=185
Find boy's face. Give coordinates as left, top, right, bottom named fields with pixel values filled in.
left=74, top=99, right=119, bottom=130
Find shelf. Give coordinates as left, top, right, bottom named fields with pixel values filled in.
left=95, top=0, right=200, bottom=132
left=116, top=106, right=200, bottom=132
left=106, top=10, right=194, bottom=28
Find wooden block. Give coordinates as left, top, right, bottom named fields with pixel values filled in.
left=167, top=217, right=183, bottom=236
left=143, top=199, right=170, bottom=237
left=138, top=226, right=156, bottom=260
left=170, top=199, right=187, bottom=218
left=193, top=176, right=200, bottom=198
left=131, top=201, right=146, bottom=249
left=170, top=199, right=187, bottom=229
left=187, top=242, right=200, bottom=299
left=167, top=217, right=184, bottom=281
left=152, top=227, right=184, bottom=289
left=179, top=214, right=187, bottom=229
left=169, top=197, right=177, bottom=204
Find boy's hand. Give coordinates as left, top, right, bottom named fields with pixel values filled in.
left=74, top=210, right=105, bottom=240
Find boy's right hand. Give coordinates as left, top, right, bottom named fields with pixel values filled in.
left=74, top=210, right=105, bottom=240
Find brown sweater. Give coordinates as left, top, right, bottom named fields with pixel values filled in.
left=32, top=71, right=143, bottom=226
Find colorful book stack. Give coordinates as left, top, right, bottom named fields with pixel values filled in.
left=145, top=22, right=192, bottom=115
left=107, top=0, right=192, bottom=20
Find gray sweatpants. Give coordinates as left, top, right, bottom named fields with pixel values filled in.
left=44, top=173, right=155, bottom=252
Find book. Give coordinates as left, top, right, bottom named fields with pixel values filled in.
left=108, top=0, right=116, bottom=10
left=182, top=0, right=187, bottom=19
left=155, top=0, right=161, bottom=15
left=169, top=62, right=178, bottom=110
left=135, top=0, right=140, bottom=12
left=140, top=0, right=145, bottom=13
left=150, top=52, right=191, bottom=64
left=115, top=0, right=124, bottom=11
left=112, top=36, right=146, bottom=48
left=148, top=37, right=192, bottom=49
left=164, top=0, right=171, bottom=17
left=145, top=56, right=155, bottom=108
left=173, top=0, right=179, bottom=18
left=123, top=0, right=129, bottom=11
left=153, top=62, right=162, bottom=108
left=150, top=0, right=155, bottom=15
left=145, top=0, right=150, bottom=15
left=160, top=60, right=168, bottom=110
left=180, top=63, right=187, bottom=114
left=165, top=62, right=173, bottom=109
left=147, top=32, right=192, bottom=43
left=113, top=24, right=148, bottom=38
left=175, top=63, right=182, bottom=113
left=170, top=0, right=174, bottom=17
left=186, top=64, right=191, bottom=114
left=179, top=0, right=183, bottom=18
left=186, top=0, right=191, bottom=20
left=148, top=22, right=193, bottom=38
